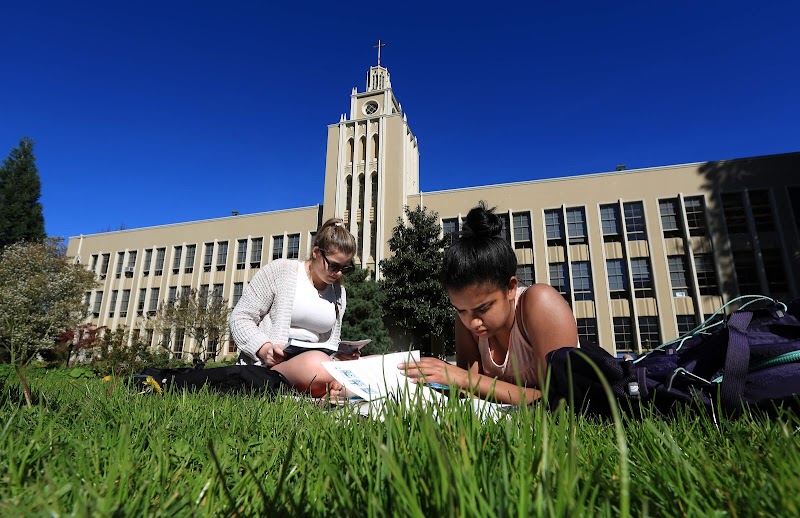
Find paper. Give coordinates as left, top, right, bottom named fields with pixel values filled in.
left=321, top=350, right=423, bottom=401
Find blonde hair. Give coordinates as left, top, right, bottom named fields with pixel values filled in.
left=312, top=218, right=356, bottom=256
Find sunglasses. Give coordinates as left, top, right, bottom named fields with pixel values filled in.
left=319, top=249, right=355, bottom=274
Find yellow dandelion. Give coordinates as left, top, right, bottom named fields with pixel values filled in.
left=103, top=375, right=112, bottom=382
left=143, top=376, right=163, bottom=395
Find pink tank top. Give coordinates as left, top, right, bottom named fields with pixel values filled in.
left=478, top=286, right=540, bottom=387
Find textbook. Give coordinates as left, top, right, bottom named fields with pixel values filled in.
left=282, top=338, right=371, bottom=357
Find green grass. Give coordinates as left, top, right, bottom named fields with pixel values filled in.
left=1, top=365, right=798, bottom=517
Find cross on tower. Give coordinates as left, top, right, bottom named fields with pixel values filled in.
left=374, top=39, right=385, bottom=66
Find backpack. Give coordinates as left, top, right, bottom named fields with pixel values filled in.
left=545, top=296, right=800, bottom=418
left=132, top=364, right=291, bottom=394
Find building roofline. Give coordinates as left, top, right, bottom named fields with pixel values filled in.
left=69, top=204, right=321, bottom=239
left=417, top=151, right=800, bottom=197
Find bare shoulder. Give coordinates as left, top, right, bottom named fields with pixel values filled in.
left=520, top=284, right=577, bottom=344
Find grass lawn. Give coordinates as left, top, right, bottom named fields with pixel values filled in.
left=1, top=365, right=798, bottom=517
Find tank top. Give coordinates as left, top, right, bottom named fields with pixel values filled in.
left=478, top=286, right=540, bottom=387
left=288, top=262, right=337, bottom=342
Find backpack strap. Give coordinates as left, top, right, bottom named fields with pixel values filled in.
left=720, top=310, right=753, bottom=414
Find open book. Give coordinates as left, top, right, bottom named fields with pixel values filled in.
left=282, top=338, right=371, bottom=357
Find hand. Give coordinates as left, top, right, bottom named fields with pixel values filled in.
left=398, top=357, right=465, bottom=387
left=256, top=342, right=285, bottom=367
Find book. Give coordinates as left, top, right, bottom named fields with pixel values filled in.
left=282, top=338, right=371, bottom=357
left=321, top=350, right=421, bottom=401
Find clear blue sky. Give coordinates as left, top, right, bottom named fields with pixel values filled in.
left=2, top=1, right=798, bottom=239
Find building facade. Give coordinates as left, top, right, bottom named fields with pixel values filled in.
left=67, top=60, right=800, bottom=359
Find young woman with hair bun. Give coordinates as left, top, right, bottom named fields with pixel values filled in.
left=230, top=218, right=358, bottom=397
left=400, top=202, right=578, bottom=404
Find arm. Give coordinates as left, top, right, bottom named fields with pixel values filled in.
left=401, top=316, right=541, bottom=405
left=519, top=284, right=578, bottom=386
left=229, top=260, right=282, bottom=362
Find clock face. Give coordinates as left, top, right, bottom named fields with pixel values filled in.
left=364, top=101, right=379, bottom=115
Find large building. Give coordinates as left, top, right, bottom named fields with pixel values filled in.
left=66, top=59, right=800, bottom=359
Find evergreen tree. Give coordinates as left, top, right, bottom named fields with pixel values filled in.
left=341, top=266, right=393, bottom=355
left=0, top=137, right=46, bottom=249
left=379, top=205, right=454, bottom=356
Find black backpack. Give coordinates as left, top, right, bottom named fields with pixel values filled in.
left=545, top=296, right=800, bottom=418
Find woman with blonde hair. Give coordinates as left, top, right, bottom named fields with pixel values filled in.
left=230, top=218, right=357, bottom=396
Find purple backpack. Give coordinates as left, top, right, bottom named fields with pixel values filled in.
left=545, top=296, right=800, bottom=418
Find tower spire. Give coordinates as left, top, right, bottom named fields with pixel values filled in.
left=374, top=39, right=385, bottom=66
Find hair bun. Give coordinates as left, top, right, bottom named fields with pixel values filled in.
left=462, top=201, right=503, bottom=239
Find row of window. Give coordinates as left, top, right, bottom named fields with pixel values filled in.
left=87, top=281, right=247, bottom=318
left=443, top=196, right=710, bottom=249
left=87, top=234, right=304, bottom=278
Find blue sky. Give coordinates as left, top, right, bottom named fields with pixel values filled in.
left=2, top=2, right=798, bottom=239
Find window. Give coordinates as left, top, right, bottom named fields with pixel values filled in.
left=115, top=252, right=124, bottom=278
left=83, top=292, right=91, bottom=311
left=174, top=329, right=185, bottom=356
left=181, top=285, right=191, bottom=301
left=272, top=235, right=284, bottom=260
left=143, top=249, right=152, bottom=275
left=684, top=196, right=707, bottom=236
left=549, top=262, right=569, bottom=298
left=287, top=234, right=300, bottom=259
left=212, top=284, right=224, bottom=306
left=721, top=192, right=748, bottom=234
left=100, top=254, right=110, bottom=276
left=761, top=249, right=787, bottom=295
left=250, top=238, right=263, bottom=267
left=216, top=241, right=228, bottom=271
left=693, top=254, right=719, bottom=295
left=497, top=214, right=511, bottom=244
left=145, top=329, right=154, bottom=347
left=184, top=244, right=196, bottom=274
left=93, top=291, right=103, bottom=315
left=630, top=258, right=654, bottom=298
left=154, top=248, right=165, bottom=276
left=732, top=250, right=760, bottom=295
left=513, top=212, right=532, bottom=248
left=606, top=259, right=628, bottom=298
left=203, top=243, right=214, bottom=271
left=108, top=290, right=118, bottom=317
left=227, top=337, right=237, bottom=354
left=748, top=190, right=774, bottom=232
left=600, top=204, right=622, bottom=241
left=442, top=218, right=459, bottom=246
left=172, top=246, right=182, bottom=273
left=120, top=290, right=130, bottom=318
left=137, top=288, right=146, bottom=314
left=613, top=317, right=634, bottom=353
left=668, top=255, right=690, bottom=296
left=167, top=286, right=177, bottom=305
left=789, top=186, right=800, bottom=234
left=148, top=288, right=160, bottom=314
left=566, top=207, right=587, bottom=245
left=676, top=315, right=696, bottom=336
left=623, top=201, right=647, bottom=241
left=236, top=239, right=247, bottom=269
left=576, top=318, right=598, bottom=346
left=658, top=198, right=681, bottom=238
left=516, top=264, right=534, bottom=286
left=544, top=209, right=564, bottom=242
left=233, top=282, right=244, bottom=306
left=89, top=254, right=98, bottom=272
left=126, top=250, right=137, bottom=276
left=199, top=285, right=209, bottom=307
left=638, top=316, right=661, bottom=350
left=571, top=261, right=593, bottom=301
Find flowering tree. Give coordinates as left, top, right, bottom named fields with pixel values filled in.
left=0, top=239, right=96, bottom=364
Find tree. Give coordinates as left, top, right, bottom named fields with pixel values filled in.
left=0, top=239, right=96, bottom=364
left=379, top=205, right=454, bottom=356
left=341, top=266, right=393, bottom=355
left=0, top=137, right=46, bottom=250
left=147, top=289, right=232, bottom=362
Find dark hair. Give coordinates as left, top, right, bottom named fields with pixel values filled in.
left=441, top=201, right=517, bottom=292
left=312, top=218, right=357, bottom=256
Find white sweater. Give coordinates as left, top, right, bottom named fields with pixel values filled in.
left=229, top=259, right=346, bottom=365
